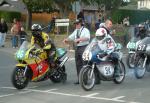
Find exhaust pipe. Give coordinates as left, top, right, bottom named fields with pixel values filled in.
left=59, top=57, right=69, bottom=67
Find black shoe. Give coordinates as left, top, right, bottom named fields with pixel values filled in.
left=1, top=45, right=4, bottom=47
left=74, top=81, right=79, bottom=84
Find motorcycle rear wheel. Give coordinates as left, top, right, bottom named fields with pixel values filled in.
left=50, top=65, right=67, bottom=83
left=113, top=60, right=125, bottom=84
left=79, top=65, right=95, bottom=91
left=11, top=66, right=29, bottom=89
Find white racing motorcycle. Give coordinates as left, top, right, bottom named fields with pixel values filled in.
left=79, top=38, right=125, bottom=91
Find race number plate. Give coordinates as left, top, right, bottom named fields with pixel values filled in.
left=137, top=44, right=146, bottom=51
left=103, top=66, right=113, bottom=76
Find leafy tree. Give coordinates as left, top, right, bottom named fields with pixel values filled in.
left=90, top=0, right=123, bottom=10
left=54, top=0, right=77, bottom=17
left=22, top=0, right=56, bottom=30
left=23, top=0, right=78, bottom=29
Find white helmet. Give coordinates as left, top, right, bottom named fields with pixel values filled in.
left=31, top=24, right=42, bottom=31
left=95, top=28, right=107, bottom=36
left=99, top=23, right=105, bottom=28
left=95, top=28, right=107, bottom=40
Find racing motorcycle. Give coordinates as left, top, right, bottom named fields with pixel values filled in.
left=79, top=38, right=125, bottom=91
left=126, top=39, right=137, bottom=68
left=11, top=41, right=69, bottom=89
left=133, top=37, right=150, bottom=79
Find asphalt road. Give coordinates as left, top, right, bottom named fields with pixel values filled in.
left=0, top=50, right=150, bottom=103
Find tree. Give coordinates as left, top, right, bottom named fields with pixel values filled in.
left=23, top=0, right=79, bottom=29
left=22, top=0, right=56, bottom=30
left=54, top=0, right=77, bottom=17
left=82, top=0, right=123, bottom=10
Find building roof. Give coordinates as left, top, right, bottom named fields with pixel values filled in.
left=0, top=0, right=26, bottom=13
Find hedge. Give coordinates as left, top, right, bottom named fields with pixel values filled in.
left=0, top=10, right=21, bottom=22
left=111, top=9, right=150, bottom=25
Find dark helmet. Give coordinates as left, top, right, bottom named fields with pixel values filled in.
left=31, top=24, right=42, bottom=38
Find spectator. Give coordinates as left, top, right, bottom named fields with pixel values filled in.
left=136, top=24, right=147, bottom=40
left=63, top=18, right=90, bottom=84
left=123, top=17, right=130, bottom=26
left=47, top=17, right=56, bottom=33
left=144, top=19, right=150, bottom=31
left=0, top=18, right=8, bottom=47
left=95, top=14, right=102, bottom=30
left=11, top=18, right=19, bottom=48
left=20, top=27, right=27, bottom=45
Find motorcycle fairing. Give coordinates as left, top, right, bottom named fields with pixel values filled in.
left=96, top=62, right=114, bottom=78
left=29, top=60, right=49, bottom=81
left=16, top=64, right=26, bottom=67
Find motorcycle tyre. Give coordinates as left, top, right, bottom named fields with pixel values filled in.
left=11, top=66, right=29, bottom=90
left=50, top=65, right=67, bottom=83
left=126, top=53, right=135, bottom=68
left=113, top=60, right=126, bottom=84
left=134, top=58, right=146, bottom=79
left=79, top=66, right=95, bottom=91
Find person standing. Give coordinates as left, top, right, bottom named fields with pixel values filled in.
left=20, top=27, right=27, bottom=45
left=11, top=18, right=19, bottom=48
left=0, top=18, right=8, bottom=47
left=63, top=18, right=90, bottom=84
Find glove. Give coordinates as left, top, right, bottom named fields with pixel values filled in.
left=31, top=49, right=43, bottom=56
left=97, top=52, right=107, bottom=58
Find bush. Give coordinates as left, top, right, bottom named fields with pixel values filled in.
left=111, top=9, right=150, bottom=25
left=0, top=10, right=21, bottom=22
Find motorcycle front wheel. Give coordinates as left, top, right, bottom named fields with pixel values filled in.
left=79, top=65, right=95, bottom=91
left=126, top=53, right=136, bottom=68
left=113, top=60, right=125, bottom=84
left=134, top=58, right=146, bottom=79
left=11, top=66, right=29, bottom=89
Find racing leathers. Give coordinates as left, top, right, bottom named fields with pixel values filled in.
left=96, top=27, right=116, bottom=57
left=31, top=32, right=57, bottom=68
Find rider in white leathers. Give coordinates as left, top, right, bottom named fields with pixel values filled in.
left=96, top=19, right=119, bottom=76
left=95, top=19, right=116, bottom=57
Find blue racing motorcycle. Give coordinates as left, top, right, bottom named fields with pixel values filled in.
left=79, top=38, right=125, bottom=91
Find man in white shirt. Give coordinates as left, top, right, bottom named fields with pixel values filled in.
left=63, top=18, right=90, bottom=84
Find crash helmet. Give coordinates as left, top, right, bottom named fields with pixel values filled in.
left=95, top=28, right=107, bottom=40
left=31, top=24, right=42, bottom=31
left=31, top=24, right=42, bottom=39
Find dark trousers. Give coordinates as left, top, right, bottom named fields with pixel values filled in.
left=75, top=45, right=87, bottom=81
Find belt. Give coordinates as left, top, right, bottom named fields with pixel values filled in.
left=77, top=45, right=87, bottom=48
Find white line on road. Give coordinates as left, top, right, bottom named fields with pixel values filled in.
left=48, top=91, right=80, bottom=97
left=0, top=94, right=14, bottom=98
left=82, top=93, right=99, bottom=97
left=0, top=87, right=140, bottom=103
left=112, top=96, right=125, bottom=100
left=44, top=89, right=58, bottom=92
left=17, top=88, right=130, bottom=103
